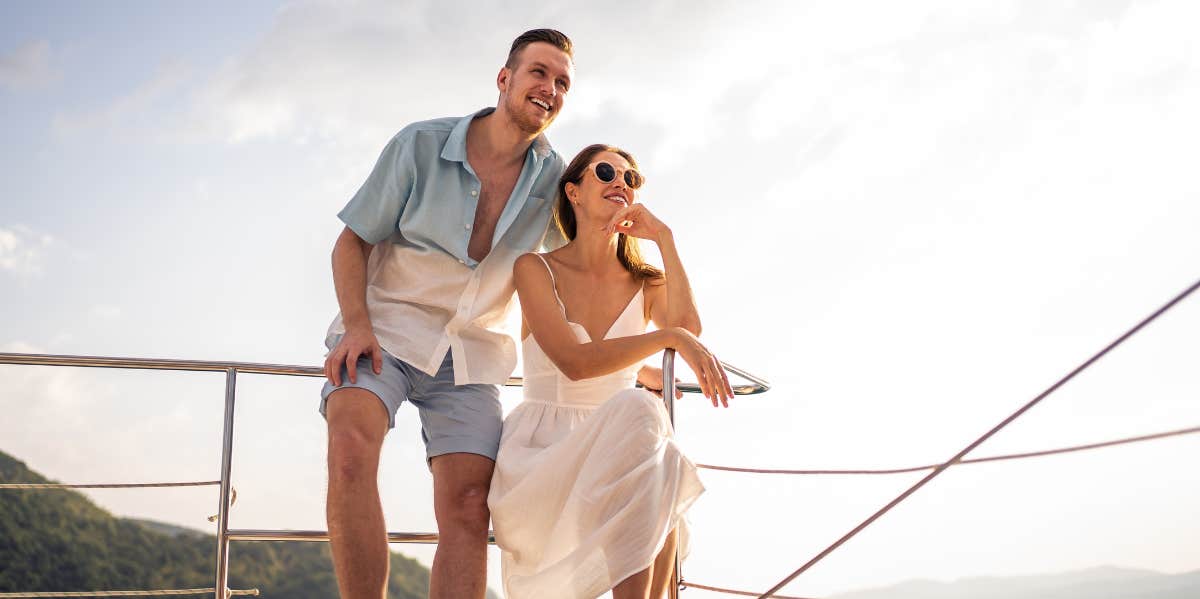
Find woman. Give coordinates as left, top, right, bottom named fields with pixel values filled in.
left=488, top=144, right=734, bottom=599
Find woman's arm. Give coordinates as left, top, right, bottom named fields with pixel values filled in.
left=518, top=252, right=734, bottom=403
left=647, top=228, right=702, bottom=335
left=516, top=253, right=676, bottom=381
left=601, top=204, right=702, bottom=333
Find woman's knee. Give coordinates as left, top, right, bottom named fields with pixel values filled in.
left=608, top=388, right=665, bottom=420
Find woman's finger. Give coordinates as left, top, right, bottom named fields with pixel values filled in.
left=708, top=354, right=723, bottom=407
left=711, top=358, right=725, bottom=406
left=711, top=355, right=729, bottom=407
left=604, top=206, right=634, bottom=232
left=700, top=357, right=717, bottom=406
left=717, top=357, right=734, bottom=405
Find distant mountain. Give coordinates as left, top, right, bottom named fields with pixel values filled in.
left=0, top=449, right=498, bottom=598
left=831, top=565, right=1200, bottom=599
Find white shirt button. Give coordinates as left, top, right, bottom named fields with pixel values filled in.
left=464, top=223, right=471, bottom=230
left=459, top=259, right=465, bottom=264
left=470, top=189, right=478, bottom=197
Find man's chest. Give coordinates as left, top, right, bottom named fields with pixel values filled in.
left=466, top=163, right=525, bottom=258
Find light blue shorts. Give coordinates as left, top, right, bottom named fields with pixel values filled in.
left=320, top=341, right=502, bottom=464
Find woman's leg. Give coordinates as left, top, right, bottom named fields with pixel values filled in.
left=648, top=528, right=679, bottom=599
left=612, top=567, right=651, bottom=599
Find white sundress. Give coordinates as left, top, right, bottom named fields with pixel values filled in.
left=488, top=254, right=705, bottom=599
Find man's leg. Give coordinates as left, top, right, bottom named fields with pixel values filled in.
left=326, top=388, right=391, bottom=599
left=429, top=452, right=495, bottom=599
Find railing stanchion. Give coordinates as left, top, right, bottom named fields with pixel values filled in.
left=662, top=349, right=682, bottom=599
left=214, top=368, right=238, bottom=599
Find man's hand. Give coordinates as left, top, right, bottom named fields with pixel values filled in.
left=324, top=325, right=383, bottom=386
left=637, top=364, right=683, bottom=400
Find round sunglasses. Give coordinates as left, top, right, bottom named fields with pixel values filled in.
left=587, top=161, right=644, bottom=189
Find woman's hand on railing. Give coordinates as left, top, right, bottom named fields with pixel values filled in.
left=324, top=325, right=383, bottom=386
left=666, top=327, right=734, bottom=407
left=637, top=364, right=683, bottom=400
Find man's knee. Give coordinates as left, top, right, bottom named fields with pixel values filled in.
left=437, top=483, right=491, bottom=534
left=432, top=454, right=494, bottom=535
left=326, top=390, right=388, bottom=485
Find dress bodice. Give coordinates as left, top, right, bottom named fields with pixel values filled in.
left=520, top=288, right=644, bottom=409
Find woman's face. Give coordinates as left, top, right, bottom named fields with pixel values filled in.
left=569, top=150, right=637, bottom=226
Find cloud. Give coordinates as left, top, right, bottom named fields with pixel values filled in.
left=0, top=225, right=54, bottom=276
left=50, top=60, right=192, bottom=138
left=90, top=305, right=122, bottom=320
left=0, top=40, right=56, bottom=91
left=177, top=0, right=777, bottom=152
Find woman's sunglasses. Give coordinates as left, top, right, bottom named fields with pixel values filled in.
left=587, top=161, right=644, bottom=189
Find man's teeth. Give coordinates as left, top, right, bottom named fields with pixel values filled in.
left=531, top=98, right=550, bottom=111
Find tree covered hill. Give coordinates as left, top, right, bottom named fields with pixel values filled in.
left=0, top=448, right=438, bottom=598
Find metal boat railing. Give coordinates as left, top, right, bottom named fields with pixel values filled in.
left=0, top=350, right=768, bottom=599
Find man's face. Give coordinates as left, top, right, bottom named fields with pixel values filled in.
left=498, top=42, right=574, bottom=136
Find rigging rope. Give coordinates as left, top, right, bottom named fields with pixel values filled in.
left=683, top=580, right=813, bottom=598
left=696, top=425, right=1200, bottom=475
left=755, top=276, right=1200, bottom=599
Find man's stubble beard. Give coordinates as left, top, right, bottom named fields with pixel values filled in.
left=503, top=92, right=553, bottom=137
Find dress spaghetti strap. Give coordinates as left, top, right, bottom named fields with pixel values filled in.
left=531, top=253, right=568, bottom=317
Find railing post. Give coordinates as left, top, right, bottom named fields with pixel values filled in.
left=662, top=350, right=682, bottom=599
left=214, top=368, right=238, bottom=599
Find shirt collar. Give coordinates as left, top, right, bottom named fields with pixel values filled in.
left=441, top=107, right=552, bottom=163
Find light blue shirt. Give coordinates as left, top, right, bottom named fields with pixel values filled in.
left=339, top=107, right=564, bottom=268
left=327, top=108, right=567, bottom=384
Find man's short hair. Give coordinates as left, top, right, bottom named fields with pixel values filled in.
left=506, top=29, right=573, bottom=69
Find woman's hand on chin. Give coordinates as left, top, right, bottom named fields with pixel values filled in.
left=604, top=204, right=671, bottom=242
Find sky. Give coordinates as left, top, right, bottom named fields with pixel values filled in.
left=2, top=0, right=1199, bottom=597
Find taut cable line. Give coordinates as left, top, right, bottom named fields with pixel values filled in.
left=756, top=276, right=1200, bottom=599
left=5, top=425, right=1193, bottom=490
left=682, top=580, right=814, bottom=598
left=696, top=425, right=1200, bottom=475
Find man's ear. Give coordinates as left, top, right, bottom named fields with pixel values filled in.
left=496, top=67, right=511, bottom=94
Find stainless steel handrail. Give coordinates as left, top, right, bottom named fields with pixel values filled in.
left=226, top=529, right=494, bottom=544
left=0, top=352, right=770, bottom=395
left=0, top=350, right=769, bottom=598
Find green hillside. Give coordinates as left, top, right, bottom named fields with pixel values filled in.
left=0, top=449, right=439, bottom=598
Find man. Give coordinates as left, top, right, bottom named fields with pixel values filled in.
left=320, top=30, right=574, bottom=599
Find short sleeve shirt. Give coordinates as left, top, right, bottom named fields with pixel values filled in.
left=327, top=107, right=567, bottom=385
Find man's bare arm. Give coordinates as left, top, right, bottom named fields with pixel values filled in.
left=324, top=226, right=383, bottom=386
